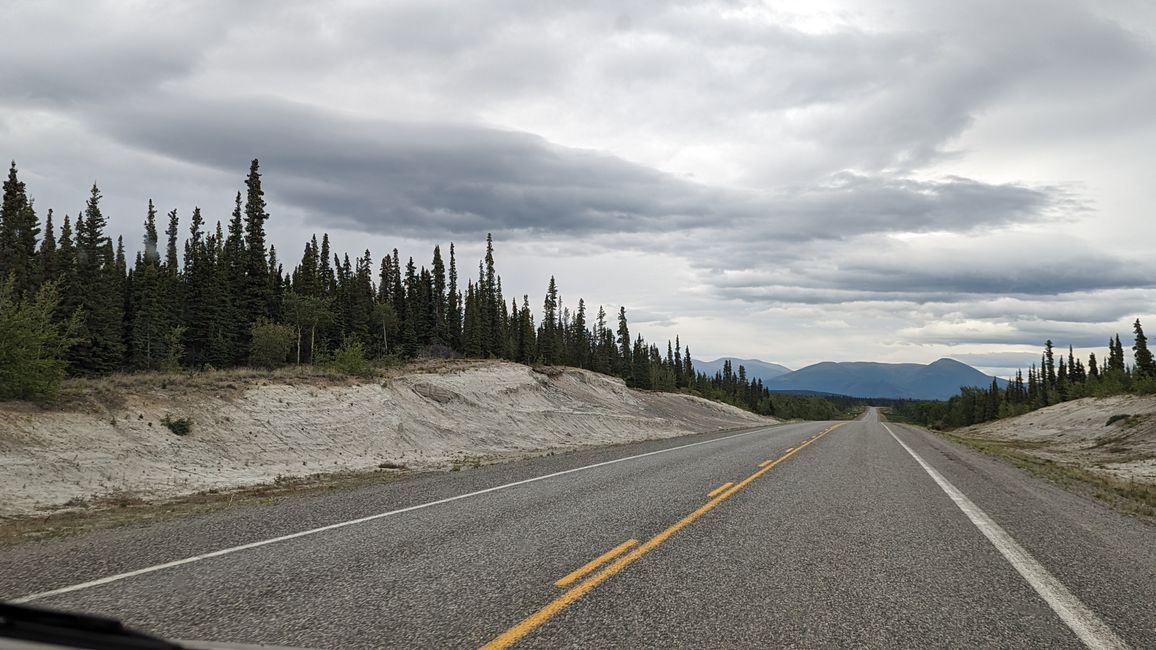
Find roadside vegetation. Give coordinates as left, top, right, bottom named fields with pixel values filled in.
left=0, top=160, right=851, bottom=419
left=881, top=327, right=1156, bottom=519
left=940, top=430, right=1156, bottom=518
left=890, top=323, right=1156, bottom=430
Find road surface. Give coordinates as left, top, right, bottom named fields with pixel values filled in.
left=2, top=409, right=1154, bottom=648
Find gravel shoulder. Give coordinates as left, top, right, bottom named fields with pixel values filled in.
left=937, top=394, right=1156, bottom=518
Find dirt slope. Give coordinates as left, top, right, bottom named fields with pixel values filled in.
left=0, top=361, right=772, bottom=517
left=960, top=394, right=1156, bottom=484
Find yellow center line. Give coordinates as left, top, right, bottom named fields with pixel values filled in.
left=554, top=539, right=638, bottom=588
left=706, top=482, right=734, bottom=498
left=757, top=459, right=773, bottom=468
left=481, top=422, right=845, bottom=649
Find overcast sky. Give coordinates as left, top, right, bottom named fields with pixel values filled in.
left=3, top=0, right=1155, bottom=376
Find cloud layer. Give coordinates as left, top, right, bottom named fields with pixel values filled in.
left=2, top=0, right=1154, bottom=367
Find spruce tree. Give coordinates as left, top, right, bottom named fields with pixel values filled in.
left=38, top=209, right=57, bottom=287
left=55, top=214, right=78, bottom=321
left=130, top=202, right=167, bottom=369
left=1043, top=340, right=1056, bottom=388
left=1133, top=319, right=1155, bottom=378
left=570, top=298, right=587, bottom=368
left=617, top=306, right=632, bottom=381
left=296, top=237, right=321, bottom=297
left=447, top=243, right=462, bottom=349
left=463, top=281, right=481, bottom=357
left=68, top=185, right=124, bottom=375
left=0, top=162, right=41, bottom=298
left=164, top=208, right=180, bottom=272
left=243, top=159, right=271, bottom=323
left=221, top=193, right=247, bottom=361
left=1109, top=334, right=1126, bottom=372
left=539, top=276, right=560, bottom=364
left=432, top=245, right=446, bottom=342
left=319, top=234, right=334, bottom=296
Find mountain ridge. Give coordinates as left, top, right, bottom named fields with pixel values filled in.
left=692, top=357, right=793, bottom=384
left=695, top=356, right=1007, bottom=400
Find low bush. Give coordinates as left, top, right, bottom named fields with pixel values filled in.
left=330, top=337, right=374, bottom=378
left=162, top=414, right=193, bottom=436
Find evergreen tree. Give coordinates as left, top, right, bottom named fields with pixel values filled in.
left=1043, top=340, right=1056, bottom=388
left=243, top=160, right=272, bottom=322
left=516, top=295, right=535, bottom=363
left=569, top=298, right=588, bottom=368
left=539, top=276, right=561, bottom=364
left=164, top=208, right=180, bottom=272
left=296, top=236, right=321, bottom=297
left=182, top=207, right=213, bottom=366
left=617, top=307, right=632, bottom=382
left=221, top=193, right=247, bottom=361
left=37, top=209, right=57, bottom=287
left=55, top=214, right=78, bottom=320
left=462, top=281, right=482, bottom=357
left=130, top=202, right=169, bottom=369
left=632, top=335, right=650, bottom=388
left=1108, top=334, right=1126, bottom=373
left=432, top=245, right=447, bottom=342
left=68, top=185, right=124, bottom=375
left=1133, top=319, right=1155, bottom=378
left=0, top=162, right=41, bottom=298
left=0, top=278, right=77, bottom=400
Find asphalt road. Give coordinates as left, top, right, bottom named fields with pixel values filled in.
left=2, top=409, right=1154, bottom=649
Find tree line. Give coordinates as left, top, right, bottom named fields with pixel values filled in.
left=0, top=159, right=850, bottom=420
left=892, top=320, right=1156, bottom=429
left=691, top=358, right=852, bottom=420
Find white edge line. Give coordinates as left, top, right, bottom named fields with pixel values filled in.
left=12, top=423, right=796, bottom=604
left=881, top=423, right=1129, bottom=650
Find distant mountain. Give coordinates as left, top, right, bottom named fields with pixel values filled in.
left=766, top=358, right=1008, bottom=400
left=693, top=358, right=792, bottom=384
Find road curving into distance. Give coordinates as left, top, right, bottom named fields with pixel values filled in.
left=2, top=409, right=1153, bottom=648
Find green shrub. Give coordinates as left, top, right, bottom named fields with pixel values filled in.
left=250, top=319, right=294, bottom=369
left=162, top=414, right=192, bottom=436
left=331, top=337, right=373, bottom=377
left=0, top=279, right=77, bottom=401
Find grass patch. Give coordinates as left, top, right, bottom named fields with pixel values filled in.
left=943, top=432, right=1156, bottom=519
left=161, top=414, right=192, bottom=436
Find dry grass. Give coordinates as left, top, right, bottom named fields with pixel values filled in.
left=36, top=358, right=501, bottom=413
left=944, top=432, right=1156, bottom=520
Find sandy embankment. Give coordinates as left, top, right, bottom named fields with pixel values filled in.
left=0, top=361, right=772, bottom=517
left=960, top=394, right=1156, bottom=484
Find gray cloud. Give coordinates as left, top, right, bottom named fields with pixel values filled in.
left=2, top=0, right=1154, bottom=365
left=44, top=93, right=1060, bottom=247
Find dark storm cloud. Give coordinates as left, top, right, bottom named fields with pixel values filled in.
left=71, top=94, right=1064, bottom=244
left=86, top=95, right=725, bottom=237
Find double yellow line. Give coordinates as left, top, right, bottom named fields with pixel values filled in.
left=481, top=422, right=845, bottom=649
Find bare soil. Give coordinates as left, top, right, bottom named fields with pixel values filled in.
left=950, top=395, right=1156, bottom=517
left=0, top=360, right=771, bottom=521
